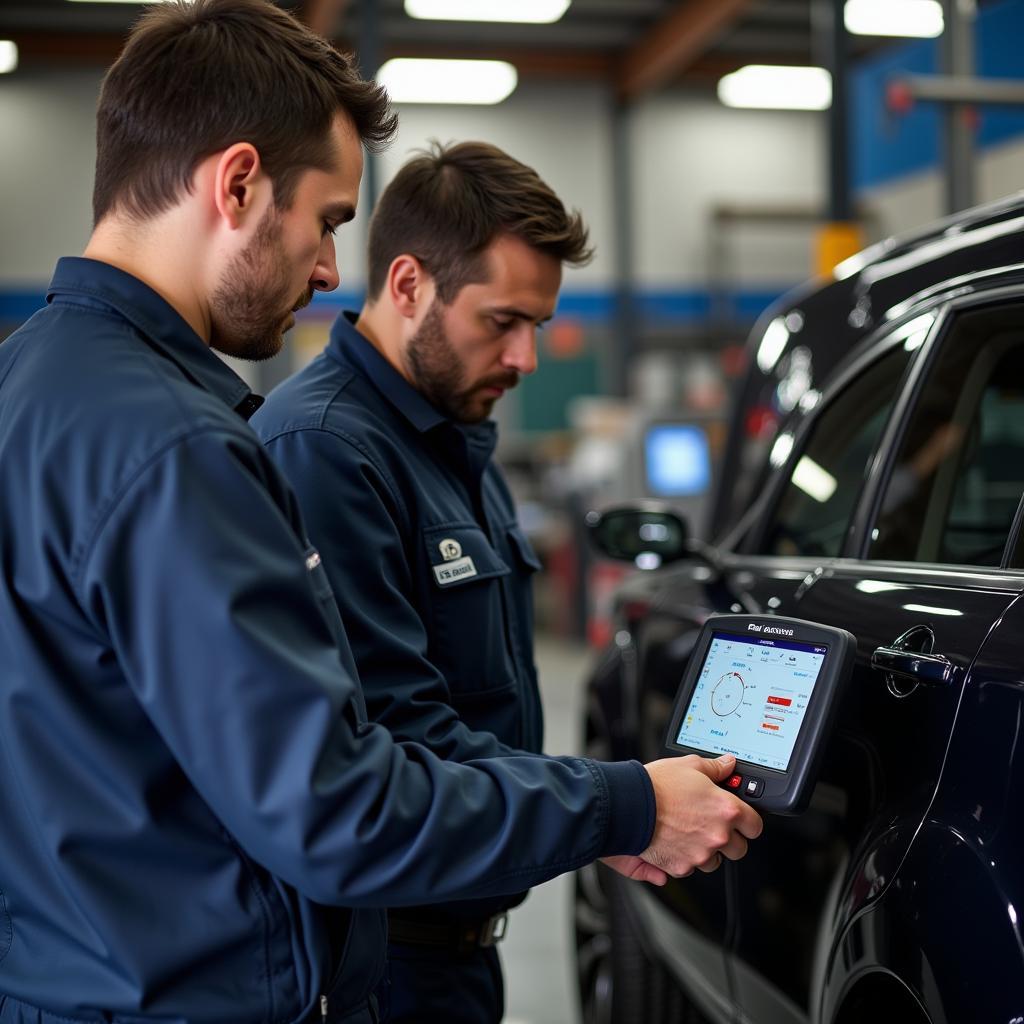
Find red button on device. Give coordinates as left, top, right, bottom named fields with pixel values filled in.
left=727, top=774, right=743, bottom=789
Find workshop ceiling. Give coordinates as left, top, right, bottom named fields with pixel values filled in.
left=0, top=0, right=902, bottom=99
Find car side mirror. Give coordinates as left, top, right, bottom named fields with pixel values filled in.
left=585, top=506, right=691, bottom=568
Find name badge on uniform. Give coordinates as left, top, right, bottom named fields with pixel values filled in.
left=433, top=537, right=477, bottom=586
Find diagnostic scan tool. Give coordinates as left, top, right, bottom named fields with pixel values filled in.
left=665, top=615, right=855, bottom=814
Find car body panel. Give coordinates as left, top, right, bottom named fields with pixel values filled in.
left=578, top=192, right=1024, bottom=1024
left=729, top=564, right=1016, bottom=1021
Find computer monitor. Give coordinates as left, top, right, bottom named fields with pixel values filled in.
left=643, top=423, right=712, bottom=498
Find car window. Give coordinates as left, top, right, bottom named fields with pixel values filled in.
left=756, top=344, right=913, bottom=558
left=870, top=304, right=1024, bottom=566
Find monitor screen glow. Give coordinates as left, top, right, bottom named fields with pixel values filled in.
left=644, top=424, right=711, bottom=497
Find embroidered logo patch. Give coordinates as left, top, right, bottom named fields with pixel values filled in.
left=433, top=555, right=478, bottom=586
left=438, top=538, right=463, bottom=561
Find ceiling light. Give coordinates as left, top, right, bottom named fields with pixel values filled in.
left=405, top=0, right=570, bottom=23
left=0, top=41, right=16, bottom=74
left=844, top=0, right=944, bottom=38
left=378, top=58, right=518, bottom=105
left=718, top=65, right=832, bottom=111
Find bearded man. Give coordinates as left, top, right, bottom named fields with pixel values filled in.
left=254, top=141, right=646, bottom=1023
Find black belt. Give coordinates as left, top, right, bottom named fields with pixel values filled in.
left=386, top=910, right=509, bottom=953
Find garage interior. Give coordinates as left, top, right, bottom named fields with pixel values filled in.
left=2, top=1, right=1023, bottom=1022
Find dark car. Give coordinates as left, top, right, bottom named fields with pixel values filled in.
left=575, top=192, right=1024, bottom=1024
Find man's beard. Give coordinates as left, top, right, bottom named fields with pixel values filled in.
left=209, top=207, right=311, bottom=362
left=404, top=299, right=518, bottom=424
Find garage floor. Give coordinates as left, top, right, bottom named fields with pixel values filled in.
left=502, top=633, right=592, bottom=1024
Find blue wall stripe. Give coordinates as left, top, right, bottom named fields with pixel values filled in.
left=1, top=286, right=791, bottom=329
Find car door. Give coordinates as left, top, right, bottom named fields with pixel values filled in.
left=727, top=298, right=1024, bottom=1024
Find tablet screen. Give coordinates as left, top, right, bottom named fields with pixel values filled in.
left=675, top=630, right=828, bottom=772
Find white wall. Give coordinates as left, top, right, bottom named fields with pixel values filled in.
left=629, top=96, right=826, bottom=287
left=366, top=80, right=616, bottom=289
left=859, top=134, right=1024, bottom=240
left=0, top=69, right=102, bottom=284
left=0, top=69, right=829, bottom=297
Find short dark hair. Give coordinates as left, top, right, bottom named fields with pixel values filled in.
left=93, top=0, right=396, bottom=224
left=366, top=140, right=593, bottom=304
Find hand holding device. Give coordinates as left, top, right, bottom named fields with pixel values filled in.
left=640, top=753, right=763, bottom=878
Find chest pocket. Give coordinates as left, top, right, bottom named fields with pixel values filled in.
left=421, top=524, right=513, bottom=698
left=505, top=525, right=543, bottom=575
left=423, top=524, right=510, bottom=590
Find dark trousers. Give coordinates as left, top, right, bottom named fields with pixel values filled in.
left=375, top=942, right=504, bottom=1024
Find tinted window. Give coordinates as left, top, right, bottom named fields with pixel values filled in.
left=758, top=345, right=912, bottom=558
left=870, top=305, right=1024, bottom=566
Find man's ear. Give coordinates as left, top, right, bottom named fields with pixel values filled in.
left=210, top=143, right=268, bottom=230
left=387, top=254, right=433, bottom=319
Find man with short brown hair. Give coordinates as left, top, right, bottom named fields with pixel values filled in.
left=254, top=142, right=759, bottom=1023
left=0, top=3, right=760, bottom=1018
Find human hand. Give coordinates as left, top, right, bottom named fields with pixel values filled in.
left=601, top=854, right=668, bottom=886
left=640, top=754, right=763, bottom=877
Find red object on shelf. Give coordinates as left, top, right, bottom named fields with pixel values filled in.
left=887, top=79, right=915, bottom=116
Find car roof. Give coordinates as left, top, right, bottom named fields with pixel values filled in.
left=709, top=191, right=1024, bottom=539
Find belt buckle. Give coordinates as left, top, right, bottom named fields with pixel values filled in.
left=478, top=912, right=508, bottom=948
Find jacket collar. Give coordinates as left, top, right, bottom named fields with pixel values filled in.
left=327, top=311, right=445, bottom=435
left=327, top=310, right=498, bottom=477
left=47, top=257, right=263, bottom=419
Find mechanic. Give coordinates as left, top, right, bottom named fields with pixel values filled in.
left=0, top=4, right=761, bottom=1022
left=251, top=141, right=649, bottom=1022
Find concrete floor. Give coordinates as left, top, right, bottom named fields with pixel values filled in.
left=501, top=633, right=592, bottom=1024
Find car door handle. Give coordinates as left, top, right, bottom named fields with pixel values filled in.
left=871, top=646, right=957, bottom=687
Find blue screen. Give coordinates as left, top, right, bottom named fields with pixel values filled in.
left=676, top=632, right=827, bottom=771
left=644, top=424, right=711, bottom=497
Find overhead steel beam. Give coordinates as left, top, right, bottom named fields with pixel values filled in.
left=370, top=42, right=615, bottom=79
left=894, top=74, right=1024, bottom=107
left=7, top=31, right=618, bottom=80
left=300, top=0, right=351, bottom=37
left=617, top=0, right=754, bottom=101
left=7, top=31, right=125, bottom=65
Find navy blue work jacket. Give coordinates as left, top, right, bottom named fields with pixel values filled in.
left=254, top=315, right=563, bottom=924
left=0, top=260, right=655, bottom=1024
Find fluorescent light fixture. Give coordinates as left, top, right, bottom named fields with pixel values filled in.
left=405, top=0, right=570, bottom=23
left=844, top=0, right=944, bottom=38
left=792, top=455, right=837, bottom=503
left=378, top=58, right=518, bottom=105
left=718, top=65, right=832, bottom=111
left=0, top=41, right=16, bottom=75
left=757, top=316, right=790, bottom=373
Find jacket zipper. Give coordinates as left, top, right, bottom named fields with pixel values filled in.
left=320, top=994, right=328, bottom=1021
